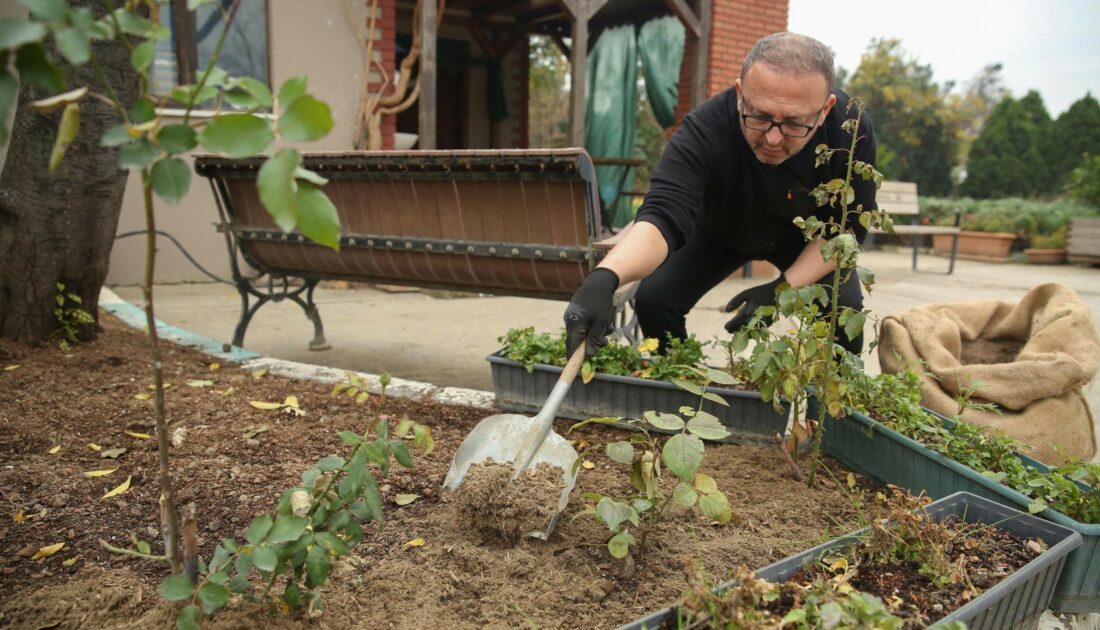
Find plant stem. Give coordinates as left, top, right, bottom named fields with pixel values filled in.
left=141, top=170, right=181, bottom=573
left=98, top=538, right=168, bottom=561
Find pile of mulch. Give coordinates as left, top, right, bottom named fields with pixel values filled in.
left=0, top=312, right=871, bottom=629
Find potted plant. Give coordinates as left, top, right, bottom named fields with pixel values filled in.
left=1024, top=227, right=1068, bottom=264
left=619, top=490, right=1083, bottom=629
left=931, top=201, right=1020, bottom=262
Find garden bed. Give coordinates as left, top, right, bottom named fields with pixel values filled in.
left=0, top=314, right=870, bottom=629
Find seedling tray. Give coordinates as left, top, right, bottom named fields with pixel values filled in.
left=619, top=492, right=1082, bottom=629
left=821, top=407, right=1100, bottom=613
left=486, top=351, right=787, bottom=445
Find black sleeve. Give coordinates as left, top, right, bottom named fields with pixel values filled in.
left=634, top=110, right=720, bottom=252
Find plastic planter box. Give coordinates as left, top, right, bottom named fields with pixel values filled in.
left=486, top=351, right=788, bottom=445
left=820, top=406, right=1100, bottom=613
left=618, top=492, right=1082, bottom=630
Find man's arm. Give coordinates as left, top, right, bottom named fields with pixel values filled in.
left=595, top=222, right=669, bottom=285
left=783, top=238, right=835, bottom=287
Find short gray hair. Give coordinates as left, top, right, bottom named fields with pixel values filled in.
left=740, top=32, right=835, bottom=88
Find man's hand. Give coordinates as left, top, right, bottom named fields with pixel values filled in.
left=564, top=268, right=620, bottom=357
left=723, top=274, right=786, bottom=333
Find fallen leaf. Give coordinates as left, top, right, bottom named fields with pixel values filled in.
left=146, top=383, right=172, bottom=390
left=847, top=472, right=857, bottom=489
left=13, top=510, right=24, bottom=524
left=283, top=395, right=300, bottom=409
left=581, top=460, right=596, bottom=470
left=219, top=387, right=235, bottom=396
left=403, top=538, right=425, bottom=548
left=82, top=468, right=117, bottom=477
left=249, top=401, right=282, bottom=410
left=48, top=445, right=61, bottom=454
left=394, top=494, right=419, bottom=506
left=251, top=368, right=268, bottom=379
left=243, top=425, right=269, bottom=439
left=125, top=431, right=152, bottom=439
left=171, top=427, right=187, bottom=447
left=1027, top=539, right=1044, bottom=554
left=185, top=379, right=214, bottom=388
left=209, top=362, right=220, bottom=371
left=62, top=557, right=78, bottom=567
left=31, top=542, right=65, bottom=560
left=3, top=364, right=19, bottom=371
left=101, top=447, right=127, bottom=459
left=828, top=556, right=848, bottom=574
left=102, top=476, right=132, bottom=499
left=133, top=393, right=151, bottom=400
left=87, top=443, right=101, bottom=451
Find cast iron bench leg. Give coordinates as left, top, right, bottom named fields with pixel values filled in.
left=231, top=276, right=330, bottom=351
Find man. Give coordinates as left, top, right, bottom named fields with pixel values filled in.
left=564, top=32, right=876, bottom=359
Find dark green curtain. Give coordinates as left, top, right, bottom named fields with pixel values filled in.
left=638, top=16, right=685, bottom=129
left=584, top=25, right=637, bottom=228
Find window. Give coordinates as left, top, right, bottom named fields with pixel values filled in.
left=153, top=0, right=270, bottom=102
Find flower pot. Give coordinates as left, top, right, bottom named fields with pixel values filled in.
left=619, top=492, right=1082, bottom=630
left=933, top=230, right=1015, bottom=262
left=1024, top=247, right=1068, bottom=264
left=819, top=407, right=1100, bottom=613
left=486, top=351, right=788, bottom=445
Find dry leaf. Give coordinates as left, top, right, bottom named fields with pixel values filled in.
left=209, top=362, right=220, bottom=370
left=125, top=431, right=152, bottom=439
left=186, top=379, right=214, bottom=388
left=249, top=400, right=282, bottom=410
left=827, top=556, right=848, bottom=574
left=102, top=476, right=132, bottom=499
left=62, top=556, right=78, bottom=567
left=171, top=427, right=187, bottom=447
left=219, top=387, right=235, bottom=396
left=82, top=468, right=117, bottom=477
left=1027, top=539, right=1044, bottom=554
left=242, top=425, right=269, bottom=439
left=581, top=460, right=596, bottom=470
left=847, top=472, right=857, bottom=489
left=146, top=383, right=172, bottom=390
left=283, top=396, right=300, bottom=409
left=2, top=364, right=19, bottom=371
left=101, top=447, right=127, bottom=459
left=48, top=445, right=61, bottom=454
left=13, top=510, right=25, bottom=524
left=251, top=368, right=268, bottom=379
left=133, top=393, right=151, bottom=400
left=403, top=538, right=425, bottom=548
left=31, top=542, right=65, bottom=560
left=87, top=443, right=101, bottom=451
left=394, top=494, right=419, bottom=506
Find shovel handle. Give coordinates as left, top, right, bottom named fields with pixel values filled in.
left=560, top=345, right=586, bottom=385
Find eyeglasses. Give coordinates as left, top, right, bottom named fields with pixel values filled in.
left=738, top=94, right=827, bottom=138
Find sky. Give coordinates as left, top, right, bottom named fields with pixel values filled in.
left=787, top=0, right=1100, bottom=117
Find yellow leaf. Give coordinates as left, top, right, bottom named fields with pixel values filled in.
left=133, top=393, right=151, bottom=400
left=48, top=445, right=61, bottom=454
left=3, top=364, right=19, bottom=371
left=251, top=368, right=268, bottom=379
left=186, top=379, right=214, bottom=388
left=847, top=472, right=857, bottom=489
left=637, top=338, right=659, bottom=354
left=581, top=460, right=595, bottom=470
left=283, top=395, right=300, bottom=409
left=125, top=431, right=152, bottom=439
left=220, top=387, right=235, bottom=396
left=249, top=400, right=283, bottom=410
left=403, top=538, right=425, bottom=548
left=87, top=443, right=101, bottom=451
left=209, top=362, right=220, bottom=371
left=828, top=556, right=848, bottom=574
left=31, top=542, right=65, bottom=560
left=146, top=383, right=172, bottom=390
left=13, top=510, right=25, bottom=524
left=82, top=468, right=117, bottom=477
left=62, top=556, right=78, bottom=567
left=101, top=475, right=132, bottom=499
left=394, top=494, right=419, bottom=506
left=277, top=601, right=290, bottom=614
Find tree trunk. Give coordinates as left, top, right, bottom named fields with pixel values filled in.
left=0, top=2, right=139, bottom=346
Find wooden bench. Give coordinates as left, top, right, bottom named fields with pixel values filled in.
left=194, top=149, right=638, bottom=350
left=869, top=180, right=961, bottom=274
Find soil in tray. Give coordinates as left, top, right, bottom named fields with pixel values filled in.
left=0, top=313, right=870, bottom=629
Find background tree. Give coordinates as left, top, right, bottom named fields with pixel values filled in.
left=844, top=38, right=959, bottom=195
left=528, top=35, right=569, bottom=148
left=962, top=93, right=1049, bottom=198
left=0, top=0, right=138, bottom=346
left=1048, top=93, right=1100, bottom=190
left=946, top=63, right=1007, bottom=178
left=1065, top=154, right=1100, bottom=208
left=1017, top=90, right=1054, bottom=194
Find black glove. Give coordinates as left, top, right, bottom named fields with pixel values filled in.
left=564, top=267, right=620, bottom=358
left=723, top=273, right=786, bottom=333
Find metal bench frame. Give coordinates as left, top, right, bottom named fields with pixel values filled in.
left=866, top=180, right=961, bottom=274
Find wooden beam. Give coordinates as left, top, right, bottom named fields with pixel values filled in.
left=691, top=0, right=710, bottom=106
left=588, top=0, right=611, bottom=16
left=470, top=0, right=528, bottom=19
left=556, top=0, right=580, bottom=20
left=664, top=0, right=700, bottom=37
left=569, top=0, right=587, bottom=147
left=419, top=0, right=438, bottom=149
left=465, top=19, right=497, bottom=57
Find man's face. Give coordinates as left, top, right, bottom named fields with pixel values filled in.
left=735, top=63, right=836, bottom=166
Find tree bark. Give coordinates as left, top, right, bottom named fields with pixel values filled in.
left=0, top=2, right=139, bottom=346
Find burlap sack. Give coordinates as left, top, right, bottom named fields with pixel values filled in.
left=878, top=283, right=1100, bottom=464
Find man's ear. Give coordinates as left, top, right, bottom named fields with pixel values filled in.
left=822, top=93, right=837, bottom=118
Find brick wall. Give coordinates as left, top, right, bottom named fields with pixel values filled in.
left=369, top=0, right=397, bottom=150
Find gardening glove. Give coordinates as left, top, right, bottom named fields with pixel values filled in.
left=564, top=267, right=620, bottom=358
left=723, top=273, right=786, bottom=333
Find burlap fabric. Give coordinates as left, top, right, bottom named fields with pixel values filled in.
left=878, top=283, right=1100, bottom=464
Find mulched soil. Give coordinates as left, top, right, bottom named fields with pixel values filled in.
left=0, top=311, right=878, bottom=629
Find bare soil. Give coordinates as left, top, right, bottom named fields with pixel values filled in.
left=451, top=462, right=565, bottom=544
left=0, top=312, right=872, bottom=629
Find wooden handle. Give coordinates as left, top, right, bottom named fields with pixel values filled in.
left=560, top=345, right=586, bottom=386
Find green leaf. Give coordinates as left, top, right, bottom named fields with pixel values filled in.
left=267, top=515, right=307, bottom=544
left=705, top=368, right=737, bottom=386
left=15, top=43, right=64, bottom=93
left=605, top=441, right=634, bottom=465
left=48, top=102, right=79, bottom=171
left=171, top=84, right=219, bottom=107
left=54, top=26, right=90, bottom=65
left=255, top=147, right=302, bottom=233
left=277, top=75, right=308, bottom=109
left=673, top=379, right=704, bottom=396
left=295, top=167, right=328, bottom=186
left=662, top=433, right=704, bottom=481
left=596, top=497, right=638, bottom=532
left=198, top=582, right=231, bottom=615
left=694, top=473, right=718, bottom=494
left=701, top=391, right=730, bottom=407
left=130, top=39, right=155, bottom=72
left=111, top=9, right=152, bottom=36
left=160, top=574, right=196, bottom=601
left=251, top=546, right=278, bottom=571
left=21, top=0, right=68, bottom=22
left=296, top=181, right=341, bottom=250
left=730, top=330, right=749, bottom=353
left=279, top=95, right=333, bottom=142
left=305, top=545, right=330, bottom=588
left=245, top=515, right=272, bottom=545
left=228, top=573, right=250, bottom=594
left=157, top=124, right=198, bottom=154
left=131, top=97, right=156, bottom=123
left=118, top=137, right=159, bottom=170
left=686, top=411, right=730, bottom=441
left=226, top=76, right=273, bottom=108
left=844, top=310, right=867, bottom=343
left=672, top=482, right=698, bottom=506
left=316, top=454, right=344, bottom=472
left=283, top=582, right=302, bottom=610
left=698, top=490, right=732, bottom=523
left=176, top=604, right=201, bottom=630
left=187, top=0, right=218, bottom=9
left=338, top=430, right=361, bottom=445
left=151, top=157, right=191, bottom=204
left=643, top=411, right=685, bottom=431
left=199, top=113, right=273, bottom=158
left=390, top=440, right=414, bottom=467
left=607, top=531, right=635, bottom=559
left=0, top=19, right=47, bottom=49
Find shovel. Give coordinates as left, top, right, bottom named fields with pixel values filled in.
left=442, top=346, right=585, bottom=540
